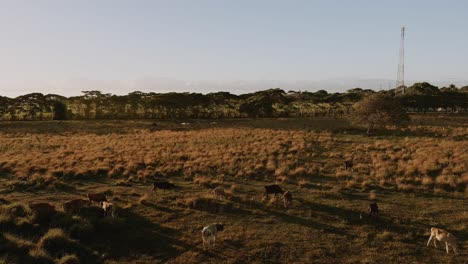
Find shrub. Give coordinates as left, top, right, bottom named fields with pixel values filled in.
left=298, top=179, right=313, bottom=189
left=377, top=231, right=393, bottom=242
left=421, top=177, right=434, bottom=189
left=0, top=203, right=35, bottom=230
left=1, top=202, right=33, bottom=219
left=353, top=93, right=409, bottom=134
left=28, top=248, right=54, bottom=264
left=138, top=194, right=150, bottom=205
left=37, top=228, right=78, bottom=258
left=57, top=254, right=80, bottom=264
left=193, top=175, right=215, bottom=188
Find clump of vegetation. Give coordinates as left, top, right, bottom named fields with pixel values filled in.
left=377, top=231, right=394, bottom=242
left=37, top=229, right=77, bottom=258
left=57, top=254, right=80, bottom=264
left=353, top=93, right=409, bottom=134
left=138, top=194, right=150, bottom=205
left=0, top=202, right=34, bottom=228
left=298, top=179, right=312, bottom=189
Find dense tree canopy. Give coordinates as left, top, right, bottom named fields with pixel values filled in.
left=353, top=94, right=409, bottom=134
left=0, top=82, right=466, bottom=121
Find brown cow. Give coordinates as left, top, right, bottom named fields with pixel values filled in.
left=87, top=192, right=107, bottom=204
left=29, top=202, right=56, bottom=220
left=344, top=159, right=353, bottom=171
left=63, top=199, right=89, bottom=214
left=263, top=185, right=284, bottom=199
left=152, top=181, right=176, bottom=192
left=368, top=202, right=379, bottom=218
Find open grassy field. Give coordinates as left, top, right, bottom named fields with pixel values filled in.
left=0, top=116, right=466, bottom=263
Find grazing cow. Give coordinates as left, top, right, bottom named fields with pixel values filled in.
left=427, top=227, right=459, bottom=254
left=344, top=159, right=354, bottom=171
left=99, top=201, right=115, bottom=217
left=263, top=184, right=285, bottom=199
left=202, top=223, right=224, bottom=250
left=212, top=187, right=226, bottom=200
left=152, top=181, right=176, bottom=192
left=87, top=192, right=107, bottom=204
left=282, top=191, right=292, bottom=208
left=63, top=199, right=89, bottom=214
left=29, top=202, right=56, bottom=220
left=368, top=202, right=379, bottom=218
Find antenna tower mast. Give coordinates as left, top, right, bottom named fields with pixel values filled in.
left=396, top=26, right=405, bottom=95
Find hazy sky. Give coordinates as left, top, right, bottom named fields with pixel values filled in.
left=1, top=0, right=467, bottom=97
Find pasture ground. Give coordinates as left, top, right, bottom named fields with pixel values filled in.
left=0, top=116, right=466, bottom=264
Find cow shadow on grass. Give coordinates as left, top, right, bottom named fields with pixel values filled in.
left=228, top=195, right=351, bottom=238
left=264, top=209, right=350, bottom=238
left=413, top=191, right=465, bottom=201
left=319, top=189, right=369, bottom=201
left=297, top=198, right=362, bottom=221
left=143, top=202, right=182, bottom=214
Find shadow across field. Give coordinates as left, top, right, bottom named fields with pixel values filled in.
left=83, top=208, right=190, bottom=262
left=265, top=209, right=350, bottom=238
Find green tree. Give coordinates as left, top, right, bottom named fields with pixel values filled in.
left=353, top=93, right=409, bottom=134
left=52, top=101, right=67, bottom=120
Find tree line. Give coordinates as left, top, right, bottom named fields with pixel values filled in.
left=0, top=82, right=466, bottom=121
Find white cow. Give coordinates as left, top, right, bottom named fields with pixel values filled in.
left=202, top=223, right=224, bottom=250
left=427, top=227, right=459, bottom=254
left=99, top=201, right=115, bottom=217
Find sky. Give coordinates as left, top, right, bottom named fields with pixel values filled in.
left=1, top=0, right=467, bottom=97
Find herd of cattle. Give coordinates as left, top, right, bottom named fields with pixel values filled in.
left=28, top=192, right=115, bottom=221
left=23, top=159, right=460, bottom=255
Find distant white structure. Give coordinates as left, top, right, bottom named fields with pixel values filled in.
left=395, top=26, right=406, bottom=95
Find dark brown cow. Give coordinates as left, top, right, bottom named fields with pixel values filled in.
left=368, top=202, right=379, bottom=218
left=152, top=181, right=176, bottom=192
left=344, top=160, right=354, bottom=171
left=63, top=199, right=89, bottom=214
left=29, top=202, right=57, bottom=220
left=87, top=192, right=107, bottom=204
left=263, top=184, right=285, bottom=199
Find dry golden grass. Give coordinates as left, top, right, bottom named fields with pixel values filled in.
left=0, top=116, right=466, bottom=263
left=0, top=128, right=331, bottom=186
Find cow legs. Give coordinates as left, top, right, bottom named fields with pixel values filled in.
left=434, top=239, right=438, bottom=248
left=446, top=242, right=450, bottom=254
left=452, top=245, right=458, bottom=255
left=202, top=236, right=207, bottom=250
